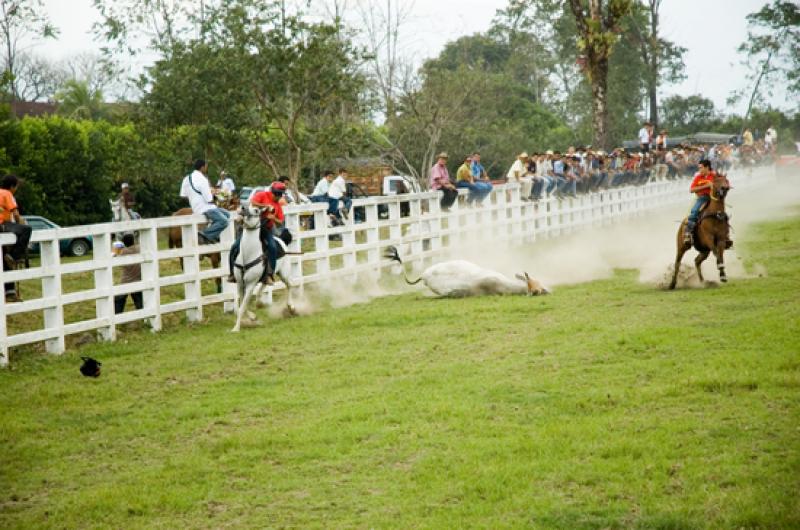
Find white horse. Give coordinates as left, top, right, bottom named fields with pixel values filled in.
left=109, top=198, right=132, bottom=223
left=231, top=205, right=296, bottom=332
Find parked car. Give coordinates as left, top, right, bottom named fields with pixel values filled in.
left=23, top=215, right=93, bottom=257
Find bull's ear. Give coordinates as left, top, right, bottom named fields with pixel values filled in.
left=524, top=272, right=531, bottom=280
left=515, top=273, right=526, bottom=282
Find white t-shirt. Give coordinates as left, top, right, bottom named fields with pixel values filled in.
left=312, top=177, right=330, bottom=196
left=506, top=159, right=526, bottom=181
left=638, top=127, right=650, bottom=144
left=180, top=170, right=215, bottom=214
left=765, top=128, right=777, bottom=144
left=328, top=175, right=347, bottom=199
left=219, top=177, right=235, bottom=194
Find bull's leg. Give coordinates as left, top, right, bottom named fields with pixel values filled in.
left=695, top=250, right=710, bottom=283
left=714, top=243, right=727, bottom=283
left=669, top=224, right=691, bottom=290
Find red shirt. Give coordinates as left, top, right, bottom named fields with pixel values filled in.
left=251, top=190, right=284, bottom=229
left=690, top=172, right=714, bottom=196
left=0, top=189, right=17, bottom=224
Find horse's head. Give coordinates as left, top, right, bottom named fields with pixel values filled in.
left=712, top=173, right=731, bottom=200
left=240, top=205, right=263, bottom=229
left=110, top=198, right=122, bottom=220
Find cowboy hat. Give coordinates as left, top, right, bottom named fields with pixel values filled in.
left=519, top=152, right=529, bottom=158
left=436, top=152, right=449, bottom=159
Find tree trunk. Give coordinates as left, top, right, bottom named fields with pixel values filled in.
left=590, top=60, right=610, bottom=150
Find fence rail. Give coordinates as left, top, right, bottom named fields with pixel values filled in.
left=0, top=166, right=774, bottom=365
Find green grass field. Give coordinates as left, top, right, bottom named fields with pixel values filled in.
left=1, top=214, right=799, bottom=529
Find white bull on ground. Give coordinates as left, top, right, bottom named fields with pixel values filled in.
left=384, top=246, right=549, bottom=297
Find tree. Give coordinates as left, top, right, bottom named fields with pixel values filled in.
left=0, top=0, right=58, bottom=102
left=737, top=0, right=800, bottom=127
left=567, top=0, right=633, bottom=149
left=628, top=0, right=685, bottom=127
left=55, top=79, right=105, bottom=120
left=659, top=94, right=719, bottom=136
left=13, top=51, right=65, bottom=101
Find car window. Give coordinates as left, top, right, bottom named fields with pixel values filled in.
left=27, top=219, right=50, bottom=229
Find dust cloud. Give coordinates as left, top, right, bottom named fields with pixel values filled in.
left=453, top=171, right=800, bottom=290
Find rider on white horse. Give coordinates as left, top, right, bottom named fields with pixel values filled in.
left=227, top=181, right=286, bottom=285
left=119, top=183, right=141, bottom=220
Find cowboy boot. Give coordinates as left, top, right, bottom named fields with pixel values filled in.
left=683, top=222, right=694, bottom=245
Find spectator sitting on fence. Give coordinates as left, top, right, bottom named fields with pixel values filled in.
left=456, top=154, right=491, bottom=205
left=113, top=233, right=143, bottom=314
left=430, top=152, right=458, bottom=212
left=327, top=168, right=352, bottom=221
left=179, top=159, right=230, bottom=244
left=469, top=152, right=494, bottom=198
left=310, top=170, right=333, bottom=204
left=506, top=152, right=534, bottom=201
left=1, top=174, right=33, bottom=302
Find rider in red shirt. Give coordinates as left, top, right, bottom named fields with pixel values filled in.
left=684, top=159, right=714, bottom=244
left=228, top=182, right=287, bottom=285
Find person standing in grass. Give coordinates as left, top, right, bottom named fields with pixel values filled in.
left=113, top=233, right=143, bottom=313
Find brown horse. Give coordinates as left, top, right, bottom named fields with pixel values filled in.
left=168, top=208, right=224, bottom=291
left=669, top=173, right=732, bottom=289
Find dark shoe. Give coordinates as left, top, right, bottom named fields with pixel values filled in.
left=226, top=274, right=236, bottom=283
left=725, top=240, right=733, bottom=249
left=198, top=233, right=212, bottom=245
left=264, top=274, right=275, bottom=286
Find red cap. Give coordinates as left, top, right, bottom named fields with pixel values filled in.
left=271, top=182, right=286, bottom=191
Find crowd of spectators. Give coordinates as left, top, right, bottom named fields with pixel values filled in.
left=429, top=126, right=778, bottom=210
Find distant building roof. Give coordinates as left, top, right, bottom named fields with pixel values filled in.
left=10, top=101, right=58, bottom=118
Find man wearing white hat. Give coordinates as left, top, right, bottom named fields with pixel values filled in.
left=506, top=152, right=534, bottom=201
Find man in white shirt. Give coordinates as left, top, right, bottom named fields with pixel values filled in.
left=217, top=171, right=236, bottom=195
left=506, top=152, right=533, bottom=200
left=765, top=126, right=777, bottom=150
left=327, top=168, right=351, bottom=220
left=638, top=122, right=651, bottom=153
left=179, top=159, right=230, bottom=243
left=310, top=170, right=333, bottom=203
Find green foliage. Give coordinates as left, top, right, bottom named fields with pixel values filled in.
left=739, top=0, right=800, bottom=101
left=1, top=214, right=799, bottom=527
left=660, top=95, right=720, bottom=136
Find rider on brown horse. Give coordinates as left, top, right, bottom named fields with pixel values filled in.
left=684, top=159, right=714, bottom=245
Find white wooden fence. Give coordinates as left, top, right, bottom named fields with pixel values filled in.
left=0, top=166, right=774, bottom=365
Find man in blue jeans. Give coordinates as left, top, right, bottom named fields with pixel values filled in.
left=179, top=159, right=230, bottom=243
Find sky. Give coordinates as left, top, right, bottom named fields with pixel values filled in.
left=36, top=0, right=786, bottom=115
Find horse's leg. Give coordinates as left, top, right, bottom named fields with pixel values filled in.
left=232, top=281, right=250, bottom=332
left=669, top=223, right=691, bottom=290
left=714, top=242, right=727, bottom=283
left=248, top=281, right=265, bottom=320
left=279, top=269, right=296, bottom=315
left=694, top=250, right=710, bottom=283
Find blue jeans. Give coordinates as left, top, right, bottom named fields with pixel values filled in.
left=457, top=180, right=491, bottom=203
left=309, top=195, right=328, bottom=203
left=687, top=196, right=710, bottom=228
left=327, top=196, right=352, bottom=217
left=531, top=177, right=545, bottom=199
left=202, top=207, right=230, bottom=242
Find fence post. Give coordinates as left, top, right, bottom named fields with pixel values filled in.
left=181, top=219, right=203, bottom=323
left=0, top=241, right=8, bottom=366
left=139, top=223, right=162, bottom=332
left=93, top=231, right=115, bottom=342
left=40, top=237, right=65, bottom=354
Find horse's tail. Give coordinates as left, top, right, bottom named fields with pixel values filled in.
left=383, top=246, right=422, bottom=285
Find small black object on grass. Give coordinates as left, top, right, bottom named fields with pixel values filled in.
left=80, top=357, right=102, bottom=378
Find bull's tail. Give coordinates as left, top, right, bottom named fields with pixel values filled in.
left=383, top=246, right=422, bottom=285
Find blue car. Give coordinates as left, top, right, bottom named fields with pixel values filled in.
left=23, top=215, right=93, bottom=257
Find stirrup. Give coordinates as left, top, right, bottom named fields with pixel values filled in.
left=682, top=232, right=693, bottom=244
